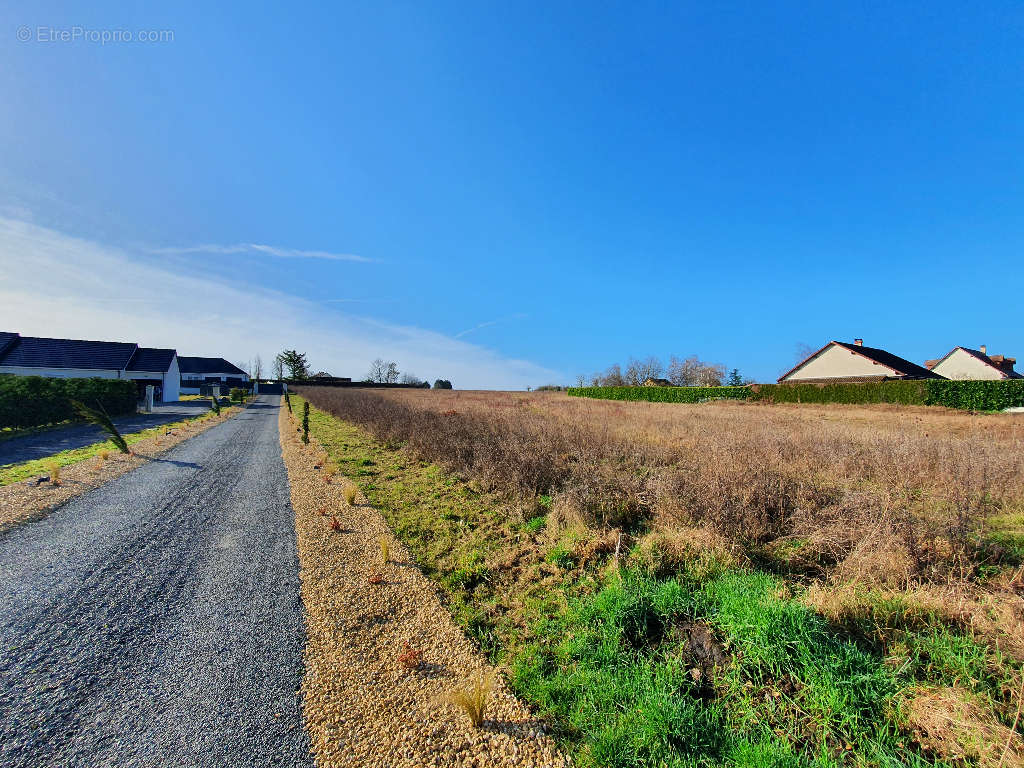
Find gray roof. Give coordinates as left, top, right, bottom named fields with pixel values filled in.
left=126, top=347, right=177, bottom=373
left=177, top=357, right=246, bottom=375
left=0, top=333, right=138, bottom=371
left=0, top=332, right=18, bottom=358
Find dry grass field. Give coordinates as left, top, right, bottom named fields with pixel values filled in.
left=295, top=386, right=1024, bottom=768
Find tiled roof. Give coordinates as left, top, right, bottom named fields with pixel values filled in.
left=126, top=347, right=176, bottom=373
left=0, top=332, right=18, bottom=358
left=0, top=335, right=137, bottom=370
left=177, top=356, right=246, bottom=375
left=831, top=341, right=942, bottom=379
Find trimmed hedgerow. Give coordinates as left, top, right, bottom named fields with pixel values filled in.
left=567, top=386, right=751, bottom=403
left=570, top=379, right=1024, bottom=411
left=0, top=375, right=137, bottom=429
left=925, top=378, right=1024, bottom=411
left=754, top=381, right=928, bottom=406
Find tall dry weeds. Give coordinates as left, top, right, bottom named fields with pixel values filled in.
left=295, top=387, right=1024, bottom=584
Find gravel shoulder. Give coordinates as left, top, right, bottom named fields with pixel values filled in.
left=279, top=401, right=566, bottom=767
left=0, top=395, right=312, bottom=768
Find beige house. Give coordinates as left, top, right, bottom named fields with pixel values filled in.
left=779, top=340, right=942, bottom=384
left=926, top=346, right=1021, bottom=380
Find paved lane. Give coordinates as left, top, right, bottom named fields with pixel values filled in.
left=0, top=396, right=312, bottom=768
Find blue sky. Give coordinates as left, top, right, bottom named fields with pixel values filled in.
left=1, top=2, right=1022, bottom=387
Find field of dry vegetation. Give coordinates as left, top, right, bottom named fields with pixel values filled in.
left=295, top=386, right=1024, bottom=767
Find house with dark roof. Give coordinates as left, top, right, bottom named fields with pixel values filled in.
left=778, top=339, right=944, bottom=384
left=0, top=332, right=181, bottom=401
left=177, top=357, right=249, bottom=394
left=926, top=346, right=1022, bottom=381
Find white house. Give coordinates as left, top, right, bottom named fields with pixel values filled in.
left=177, top=357, right=249, bottom=395
left=0, top=332, right=181, bottom=401
left=779, top=339, right=943, bottom=384
left=926, top=346, right=1021, bottom=380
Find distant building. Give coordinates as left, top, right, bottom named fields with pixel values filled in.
left=178, top=357, right=249, bottom=394
left=779, top=339, right=942, bottom=384
left=643, top=377, right=674, bottom=387
left=926, top=346, right=1021, bottom=380
left=0, top=331, right=180, bottom=401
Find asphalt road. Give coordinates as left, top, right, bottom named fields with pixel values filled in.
left=0, top=400, right=217, bottom=466
left=0, top=395, right=313, bottom=768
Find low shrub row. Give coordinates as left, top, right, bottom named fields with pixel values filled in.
left=754, top=381, right=928, bottom=406
left=0, top=375, right=137, bottom=429
left=924, top=379, right=1024, bottom=410
left=566, top=385, right=751, bottom=403
left=568, top=379, right=1024, bottom=411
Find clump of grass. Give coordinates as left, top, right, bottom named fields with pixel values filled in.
left=46, top=461, right=61, bottom=486
left=323, top=464, right=337, bottom=483
left=524, top=515, right=547, bottom=533
left=344, top=485, right=358, bottom=506
left=97, top=449, right=110, bottom=462
left=71, top=400, right=128, bottom=453
left=328, top=516, right=342, bottom=532
left=380, top=536, right=390, bottom=563
left=449, top=671, right=494, bottom=727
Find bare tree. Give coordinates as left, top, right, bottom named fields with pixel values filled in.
left=667, top=355, right=726, bottom=386
left=624, top=356, right=663, bottom=385
left=385, top=361, right=400, bottom=384
left=575, top=374, right=586, bottom=387
left=400, top=372, right=423, bottom=385
left=367, top=358, right=388, bottom=383
left=594, top=363, right=625, bottom=386
left=273, top=356, right=284, bottom=381
left=252, top=354, right=263, bottom=383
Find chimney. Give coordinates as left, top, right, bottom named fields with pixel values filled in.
left=854, top=338, right=863, bottom=347
left=980, top=344, right=987, bottom=355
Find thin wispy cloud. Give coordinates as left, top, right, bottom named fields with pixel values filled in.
left=0, top=217, right=560, bottom=390
left=454, top=313, right=527, bottom=339
left=149, top=243, right=372, bottom=263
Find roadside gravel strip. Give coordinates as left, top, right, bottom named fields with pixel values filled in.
left=0, top=396, right=313, bottom=768
left=279, top=401, right=566, bottom=767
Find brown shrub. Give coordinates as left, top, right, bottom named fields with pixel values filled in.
left=294, top=386, right=1024, bottom=586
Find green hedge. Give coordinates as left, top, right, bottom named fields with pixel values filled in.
left=753, top=381, right=928, bottom=406
left=924, top=379, right=1024, bottom=411
left=0, top=375, right=138, bottom=430
left=568, top=380, right=1024, bottom=411
left=566, top=386, right=751, bottom=403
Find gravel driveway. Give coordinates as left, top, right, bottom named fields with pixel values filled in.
left=0, top=400, right=216, bottom=466
left=0, top=395, right=313, bottom=768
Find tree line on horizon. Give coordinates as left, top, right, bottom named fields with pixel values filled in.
left=234, top=350, right=453, bottom=389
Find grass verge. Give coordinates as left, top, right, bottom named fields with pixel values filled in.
left=296, top=395, right=1023, bottom=768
